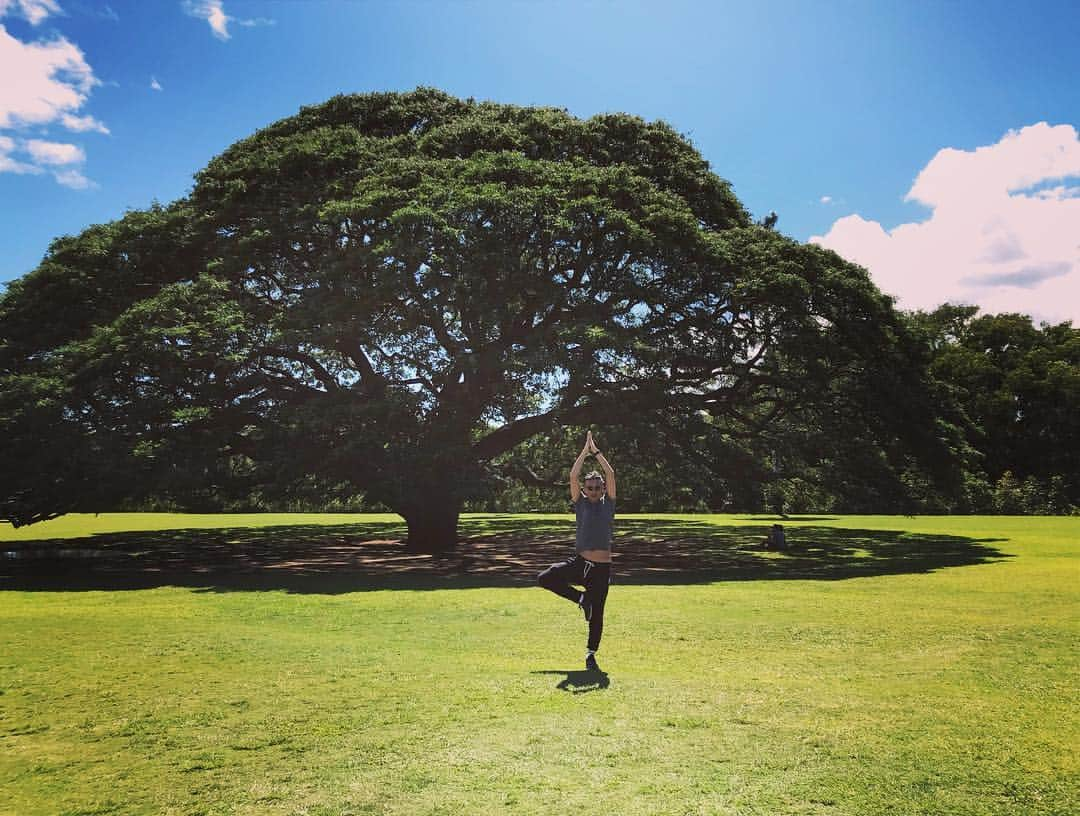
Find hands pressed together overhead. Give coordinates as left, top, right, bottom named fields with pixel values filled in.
left=572, top=430, right=616, bottom=500
left=585, top=430, right=599, bottom=455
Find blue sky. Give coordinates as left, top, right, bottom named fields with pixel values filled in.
left=2, top=0, right=1078, bottom=322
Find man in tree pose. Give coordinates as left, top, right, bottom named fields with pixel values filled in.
left=538, top=431, right=616, bottom=672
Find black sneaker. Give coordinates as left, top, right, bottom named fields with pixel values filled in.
left=585, top=653, right=600, bottom=672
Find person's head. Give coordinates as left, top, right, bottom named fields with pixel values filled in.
left=582, top=471, right=606, bottom=502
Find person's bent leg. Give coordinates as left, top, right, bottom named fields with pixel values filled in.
left=537, top=556, right=585, bottom=604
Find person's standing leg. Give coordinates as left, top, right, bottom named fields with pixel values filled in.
left=584, top=563, right=610, bottom=667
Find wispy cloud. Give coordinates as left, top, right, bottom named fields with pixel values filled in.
left=0, top=134, right=42, bottom=173
left=819, top=195, right=832, bottom=204
left=0, top=0, right=62, bottom=25
left=183, top=1, right=274, bottom=41
left=60, top=2, right=119, bottom=21
left=0, top=135, right=94, bottom=187
left=60, top=111, right=109, bottom=133
left=183, top=0, right=230, bottom=40
left=52, top=166, right=93, bottom=188
left=150, top=76, right=163, bottom=91
left=811, top=123, right=1080, bottom=324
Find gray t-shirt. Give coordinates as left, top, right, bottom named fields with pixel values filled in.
left=575, top=496, right=615, bottom=553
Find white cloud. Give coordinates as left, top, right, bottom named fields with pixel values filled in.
left=25, top=137, right=83, bottom=165
left=0, top=133, right=41, bottom=173
left=52, top=166, right=92, bottom=188
left=182, top=1, right=274, bottom=40
left=820, top=195, right=832, bottom=204
left=0, top=24, right=98, bottom=128
left=0, top=19, right=103, bottom=188
left=0, top=136, right=90, bottom=185
left=150, top=76, right=163, bottom=91
left=811, top=123, right=1080, bottom=324
left=184, top=0, right=230, bottom=40
left=0, top=154, right=40, bottom=173
left=60, top=111, right=108, bottom=133
left=0, top=0, right=62, bottom=25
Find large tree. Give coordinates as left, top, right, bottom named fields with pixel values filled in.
left=0, top=89, right=956, bottom=549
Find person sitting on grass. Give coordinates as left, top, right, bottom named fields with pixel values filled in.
left=760, top=523, right=787, bottom=550
left=537, top=430, right=615, bottom=673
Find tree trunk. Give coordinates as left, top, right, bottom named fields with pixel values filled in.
left=402, top=495, right=461, bottom=554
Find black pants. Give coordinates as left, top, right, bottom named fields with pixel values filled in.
left=537, top=555, right=611, bottom=652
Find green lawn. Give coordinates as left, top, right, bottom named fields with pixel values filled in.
left=1, top=514, right=1077, bottom=815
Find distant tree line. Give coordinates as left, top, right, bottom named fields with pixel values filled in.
left=908, top=306, right=1078, bottom=515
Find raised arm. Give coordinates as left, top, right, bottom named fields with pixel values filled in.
left=594, top=449, right=616, bottom=500
left=569, top=435, right=591, bottom=503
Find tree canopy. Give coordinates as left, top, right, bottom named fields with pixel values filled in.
left=0, top=89, right=962, bottom=549
left=910, top=305, right=1080, bottom=512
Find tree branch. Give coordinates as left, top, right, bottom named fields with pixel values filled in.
left=275, top=349, right=342, bottom=394
left=489, top=461, right=563, bottom=489
left=335, top=338, right=387, bottom=394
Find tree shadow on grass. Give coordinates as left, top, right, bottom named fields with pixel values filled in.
left=0, top=516, right=1010, bottom=593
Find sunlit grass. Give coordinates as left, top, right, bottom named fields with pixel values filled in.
left=1, top=514, right=1077, bottom=815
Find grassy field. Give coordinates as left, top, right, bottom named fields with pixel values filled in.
left=1, top=513, right=1077, bottom=815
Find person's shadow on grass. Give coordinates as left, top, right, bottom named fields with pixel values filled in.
left=533, top=669, right=610, bottom=693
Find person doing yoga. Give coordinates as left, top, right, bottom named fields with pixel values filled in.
left=537, top=430, right=616, bottom=672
